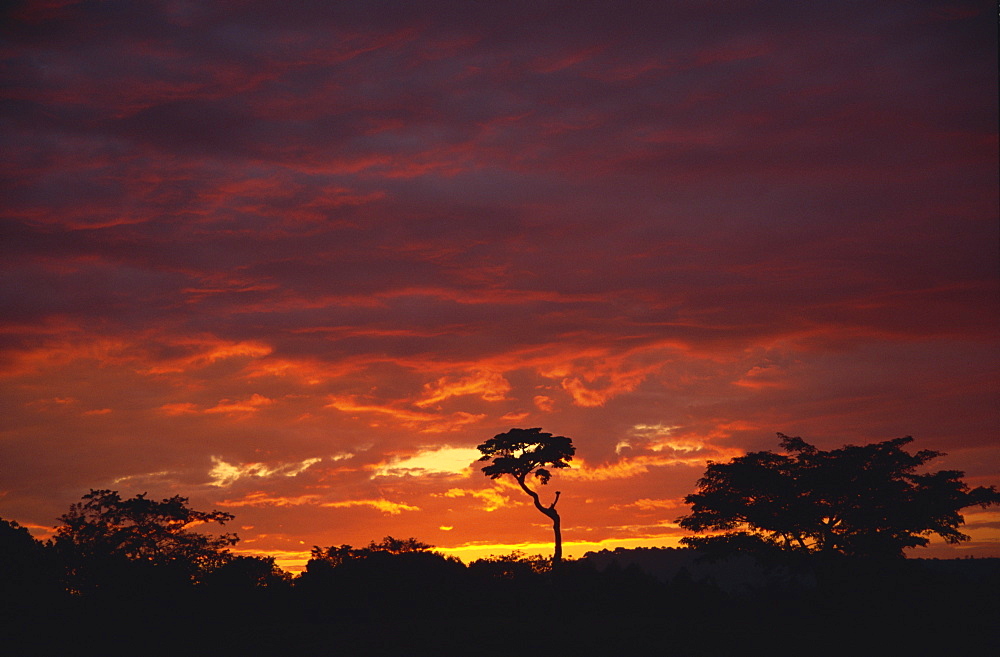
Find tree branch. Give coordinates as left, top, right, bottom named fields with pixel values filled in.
left=517, top=476, right=558, bottom=520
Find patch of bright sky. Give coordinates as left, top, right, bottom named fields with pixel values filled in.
left=371, top=446, right=481, bottom=478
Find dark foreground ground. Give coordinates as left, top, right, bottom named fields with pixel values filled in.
left=4, top=551, right=998, bottom=656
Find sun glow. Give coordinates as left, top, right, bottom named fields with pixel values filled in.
left=436, top=535, right=688, bottom=564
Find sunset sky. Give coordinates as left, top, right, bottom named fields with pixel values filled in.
left=2, top=1, right=997, bottom=570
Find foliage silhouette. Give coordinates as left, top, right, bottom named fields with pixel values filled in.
left=0, top=517, right=60, bottom=610
left=468, top=550, right=551, bottom=579
left=307, top=535, right=434, bottom=569
left=2, top=514, right=998, bottom=655
left=53, top=489, right=238, bottom=593
left=678, top=434, right=1000, bottom=558
left=477, top=427, right=575, bottom=566
left=200, top=554, right=290, bottom=591
left=300, top=536, right=466, bottom=622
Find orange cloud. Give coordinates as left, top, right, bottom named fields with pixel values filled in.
left=218, top=492, right=324, bottom=507
left=563, top=440, right=745, bottom=482
left=733, top=364, right=790, bottom=389
left=533, top=395, right=555, bottom=412
left=326, top=395, right=485, bottom=433
left=0, top=337, right=130, bottom=377
left=159, top=402, right=199, bottom=415
left=415, top=370, right=511, bottom=407
left=140, top=339, right=273, bottom=375
left=216, top=492, right=418, bottom=515
left=204, top=393, right=275, bottom=415
left=611, top=498, right=686, bottom=512
left=558, top=364, right=656, bottom=407
left=320, top=499, right=420, bottom=515
left=536, top=346, right=673, bottom=407
left=158, top=394, right=276, bottom=417
left=439, top=487, right=515, bottom=512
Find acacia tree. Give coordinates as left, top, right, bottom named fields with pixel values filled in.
left=677, top=434, right=1000, bottom=558
left=477, top=428, right=575, bottom=566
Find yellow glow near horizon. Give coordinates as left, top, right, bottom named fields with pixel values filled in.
left=234, top=536, right=689, bottom=574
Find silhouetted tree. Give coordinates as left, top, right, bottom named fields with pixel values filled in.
left=307, top=535, right=433, bottom=569
left=0, top=518, right=59, bottom=607
left=678, top=434, right=1000, bottom=558
left=468, top=550, right=551, bottom=580
left=53, top=489, right=238, bottom=593
left=477, top=427, right=575, bottom=566
left=299, top=536, right=465, bottom=620
left=201, top=555, right=290, bottom=590
left=366, top=535, right=433, bottom=554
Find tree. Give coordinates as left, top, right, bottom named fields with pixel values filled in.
left=365, top=535, right=433, bottom=554
left=468, top=550, right=551, bottom=579
left=1, top=518, right=59, bottom=606
left=201, top=555, right=290, bottom=590
left=307, top=535, right=434, bottom=568
left=53, top=489, right=238, bottom=592
left=300, top=536, right=465, bottom=617
left=477, top=428, right=575, bottom=566
left=677, top=434, right=1000, bottom=559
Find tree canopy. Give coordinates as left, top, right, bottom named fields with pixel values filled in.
left=677, top=434, right=1000, bottom=558
left=477, top=427, right=575, bottom=565
left=53, top=489, right=238, bottom=590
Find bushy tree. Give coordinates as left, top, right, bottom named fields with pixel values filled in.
left=468, top=550, right=551, bottom=579
left=307, top=535, right=433, bottom=568
left=0, top=518, right=59, bottom=605
left=365, top=535, right=433, bottom=554
left=53, top=489, right=238, bottom=592
left=201, top=555, right=290, bottom=590
left=477, top=428, right=575, bottom=566
left=677, top=434, right=1000, bottom=558
left=300, top=536, right=464, bottom=616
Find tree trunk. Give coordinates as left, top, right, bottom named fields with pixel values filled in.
left=551, top=510, right=562, bottom=566
left=517, top=476, right=563, bottom=568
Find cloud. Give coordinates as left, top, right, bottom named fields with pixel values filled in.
left=326, top=396, right=486, bottom=433
left=320, top=499, right=420, bottom=515
left=208, top=456, right=322, bottom=488
left=217, top=492, right=324, bottom=507
left=371, top=446, right=480, bottom=478
left=439, top=487, right=515, bottom=512
left=611, top=498, right=686, bottom=512
left=204, top=393, right=275, bottom=415
left=216, top=492, right=418, bottom=515
left=111, top=470, right=178, bottom=486
left=415, top=370, right=511, bottom=407
left=533, top=396, right=555, bottom=412
left=159, top=402, right=199, bottom=416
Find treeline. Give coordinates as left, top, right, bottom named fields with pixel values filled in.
left=2, top=504, right=998, bottom=656
left=8, top=422, right=1000, bottom=657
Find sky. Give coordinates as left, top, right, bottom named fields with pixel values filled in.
left=1, top=0, right=998, bottom=571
